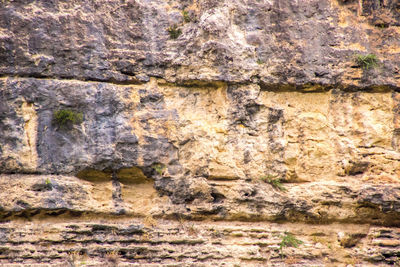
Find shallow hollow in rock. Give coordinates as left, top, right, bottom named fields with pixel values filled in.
left=76, top=166, right=151, bottom=184
left=117, top=166, right=151, bottom=184
left=76, top=168, right=111, bottom=182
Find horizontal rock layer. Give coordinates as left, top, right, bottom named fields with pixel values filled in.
left=0, top=0, right=399, bottom=87
left=1, top=75, right=400, bottom=264
left=1, top=77, right=400, bottom=182
left=0, top=218, right=399, bottom=266
left=1, top=174, right=400, bottom=226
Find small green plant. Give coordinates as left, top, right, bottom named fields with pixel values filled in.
left=375, top=23, right=388, bottom=29
left=182, top=10, right=191, bottom=23
left=261, top=175, right=287, bottom=191
left=279, top=232, right=303, bottom=257
left=45, top=178, right=52, bottom=189
left=152, top=163, right=165, bottom=175
left=355, top=54, right=379, bottom=70
left=167, top=24, right=182, bottom=39
left=256, top=59, right=264, bottom=65
left=53, top=109, right=83, bottom=129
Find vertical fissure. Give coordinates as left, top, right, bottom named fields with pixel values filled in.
left=111, top=170, right=125, bottom=215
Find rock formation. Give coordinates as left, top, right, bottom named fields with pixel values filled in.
left=1, top=0, right=400, bottom=265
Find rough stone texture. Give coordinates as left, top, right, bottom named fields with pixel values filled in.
left=0, top=0, right=399, bottom=87
left=1, top=174, right=400, bottom=227
left=0, top=218, right=400, bottom=266
left=2, top=77, right=400, bottom=183
left=1, top=0, right=400, bottom=266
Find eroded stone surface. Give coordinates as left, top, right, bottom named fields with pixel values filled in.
left=1, top=174, right=399, bottom=228
left=1, top=77, right=400, bottom=185
left=0, top=0, right=399, bottom=87
left=0, top=219, right=399, bottom=266
left=1, top=0, right=400, bottom=265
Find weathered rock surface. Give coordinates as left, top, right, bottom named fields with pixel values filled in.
left=1, top=0, right=399, bottom=87
left=1, top=0, right=400, bottom=265
left=0, top=218, right=400, bottom=266
left=2, top=77, right=400, bottom=182
left=1, top=174, right=400, bottom=226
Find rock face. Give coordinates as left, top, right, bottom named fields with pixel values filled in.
left=1, top=0, right=400, bottom=266
left=1, top=0, right=400, bottom=87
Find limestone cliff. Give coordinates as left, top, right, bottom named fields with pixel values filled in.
left=1, top=0, right=400, bottom=266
